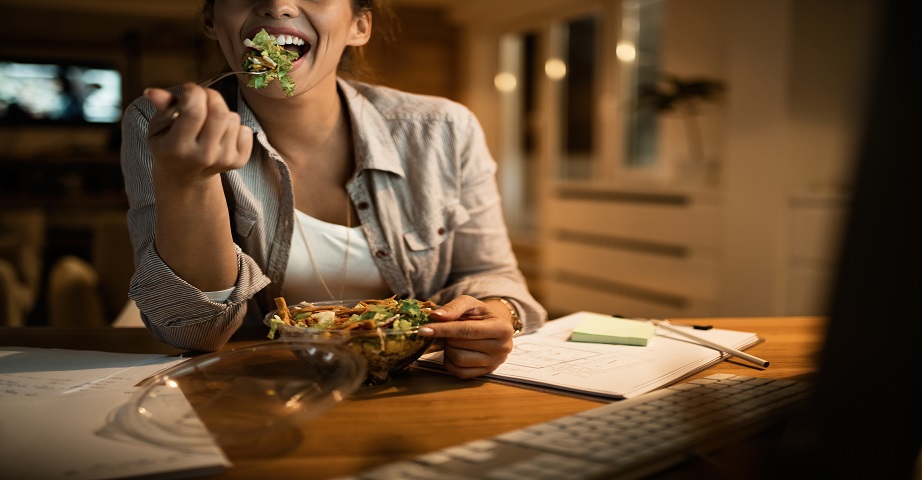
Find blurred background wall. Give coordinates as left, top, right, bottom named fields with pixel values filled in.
left=0, top=0, right=879, bottom=326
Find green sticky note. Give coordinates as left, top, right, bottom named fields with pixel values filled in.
left=570, top=316, right=655, bottom=346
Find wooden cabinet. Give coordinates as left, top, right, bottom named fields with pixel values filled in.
left=540, top=184, right=722, bottom=319
left=538, top=185, right=849, bottom=320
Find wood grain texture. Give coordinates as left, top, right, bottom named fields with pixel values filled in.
left=0, top=316, right=825, bottom=479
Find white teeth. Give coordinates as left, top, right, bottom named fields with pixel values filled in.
left=274, top=35, right=305, bottom=46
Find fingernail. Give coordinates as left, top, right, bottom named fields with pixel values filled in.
left=419, top=327, right=434, bottom=336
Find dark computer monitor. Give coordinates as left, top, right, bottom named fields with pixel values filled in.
left=772, top=0, right=921, bottom=477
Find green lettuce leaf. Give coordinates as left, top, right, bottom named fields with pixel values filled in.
left=242, top=28, right=299, bottom=97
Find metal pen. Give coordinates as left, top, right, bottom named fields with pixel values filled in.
left=651, top=319, right=770, bottom=368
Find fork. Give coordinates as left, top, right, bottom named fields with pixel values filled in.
left=147, top=71, right=266, bottom=136
left=198, top=71, right=266, bottom=88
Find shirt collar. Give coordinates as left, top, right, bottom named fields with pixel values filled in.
left=337, top=78, right=404, bottom=178
left=233, top=78, right=406, bottom=179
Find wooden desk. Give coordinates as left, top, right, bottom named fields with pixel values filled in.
left=0, top=316, right=825, bottom=479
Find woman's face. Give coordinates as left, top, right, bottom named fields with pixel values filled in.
left=205, top=0, right=371, bottom=97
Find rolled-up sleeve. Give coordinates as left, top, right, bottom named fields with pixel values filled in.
left=120, top=97, right=271, bottom=351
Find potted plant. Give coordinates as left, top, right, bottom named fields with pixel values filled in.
left=635, top=74, right=726, bottom=183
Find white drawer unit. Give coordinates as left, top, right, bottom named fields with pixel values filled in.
left=541, top=186, right=721, bottom=319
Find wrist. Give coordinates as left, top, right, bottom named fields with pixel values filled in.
left=482, top=297, right=523, bottom=337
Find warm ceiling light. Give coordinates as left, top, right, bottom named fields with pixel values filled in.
left=545, top=58, right=567, bottom=80
left=494, top=72, right=518, bottom=93
left=616, top=41, right=637, bottom=62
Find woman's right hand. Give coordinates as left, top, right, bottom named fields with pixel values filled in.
left=144, top=83, right=253, bottom=187
left=142, top=83, right=250, bottom=291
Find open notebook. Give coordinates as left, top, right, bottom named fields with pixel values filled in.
left=417, top=311, right=761, bottom=400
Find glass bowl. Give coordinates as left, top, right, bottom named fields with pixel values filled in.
left=263, top=299, right=436, bottom=385
left=113, top=339, right=366, bottom=454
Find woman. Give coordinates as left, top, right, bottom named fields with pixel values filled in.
left=120, top=0, right=546, bottom=379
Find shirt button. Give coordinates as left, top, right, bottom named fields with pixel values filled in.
left=357, top=201, right=370, bottom=210
left=437, top=227, right=446, bottom=235
left=375, top=250, right=388, bottom=258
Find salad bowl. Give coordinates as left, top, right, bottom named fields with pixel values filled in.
left=264, top=298, right=437, bottom=385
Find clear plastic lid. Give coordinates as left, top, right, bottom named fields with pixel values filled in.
left=114, top=339, right=366, bottom=454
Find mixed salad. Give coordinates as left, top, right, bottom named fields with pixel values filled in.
left=267, top=297, right=438, bottom=384
left=242, top=29, right=299, bottom=96
left=267, top=296, right=435, bottom=336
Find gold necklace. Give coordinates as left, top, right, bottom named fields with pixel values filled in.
left=294, top=200, right=352, bottom=301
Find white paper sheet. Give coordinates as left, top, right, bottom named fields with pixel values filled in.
left=0, top=347, right=231, bottom=479
left=0, top=347, right=182, bottom=397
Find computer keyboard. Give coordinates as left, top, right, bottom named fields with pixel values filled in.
left=341, top=374, right=812, bottom=480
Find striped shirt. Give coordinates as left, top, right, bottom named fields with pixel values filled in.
left=120, top=78, right=546, bottom=351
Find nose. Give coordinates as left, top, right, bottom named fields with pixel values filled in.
left=256, top=0, right=299, bottom=18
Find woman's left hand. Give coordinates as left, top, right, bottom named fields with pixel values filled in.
left=420, top=295, right=515, bottom=378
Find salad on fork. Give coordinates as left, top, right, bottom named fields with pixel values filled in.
left=241, top=28, right=300, bottom=96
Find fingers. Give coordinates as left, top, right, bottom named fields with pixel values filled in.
left=197, top=89, right=237, bottom=146
left=144, top=87, right=177, bottom=112
left=236, top=123, right=254, bottom=157
left=145, top=83, right=252, bottom=179
left=185, top=87, right=251, bottom=163
left=426, top=295, right=490, bottom=329
left=170, top=83, right=209, bottom=140
left=427, top=295, right=480, bottom=320
left=145, top=87, right=180, bottom=139
left=146, top=83, right=200, bottom=140
left=420, top=295, right=516, bottom=378
left=147, top=83, right=213, bottom=140
left=423, top=295, right=509, bottom=340
left=442, top=362, right=494, bottom=379
left=441, top=343, right=507, bottom=379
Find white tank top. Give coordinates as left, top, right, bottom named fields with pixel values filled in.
left=284, top=208, right=392, bottom=303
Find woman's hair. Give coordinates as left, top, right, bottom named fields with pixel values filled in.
left=201, top=0, right=397, bottom=81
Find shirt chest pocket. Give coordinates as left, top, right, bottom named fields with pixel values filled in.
left=232, top=208, right=260, bottom=239
left=402, top=202, right=470, bottom=252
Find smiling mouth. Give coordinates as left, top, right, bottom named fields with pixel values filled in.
left=272, top=34, right=310, bottom=57
left=244, top=33, right=311, bottom=58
